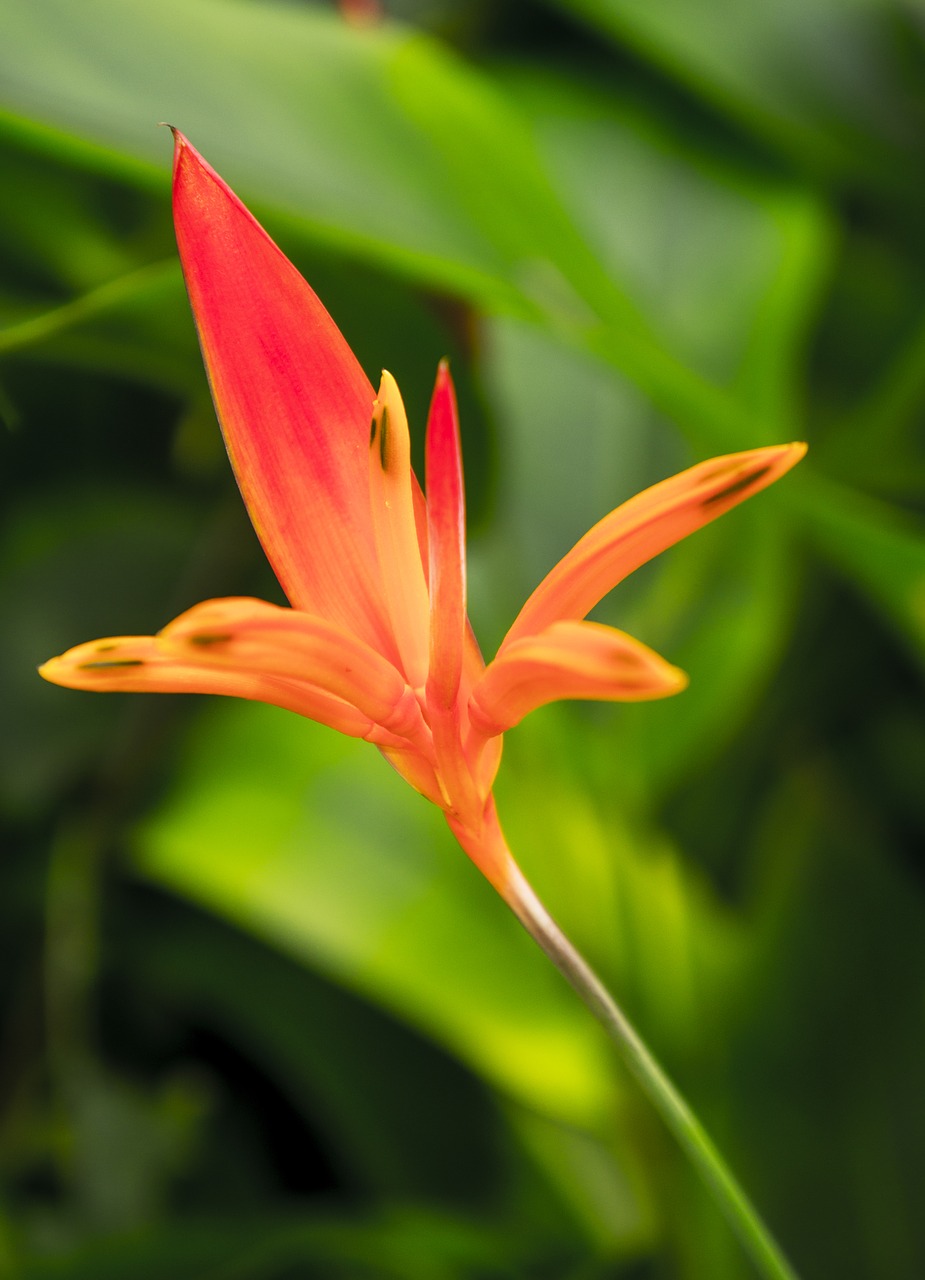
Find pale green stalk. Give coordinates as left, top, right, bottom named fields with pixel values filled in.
left=504, top=865, right=798, bottom=1280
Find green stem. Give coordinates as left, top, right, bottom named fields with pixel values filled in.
left=505, top=865, right=798, bottom=1280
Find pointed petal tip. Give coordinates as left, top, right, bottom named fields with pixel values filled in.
left=770, top=440, right=807, bottom=467
left=160, top=123, right=189, bottom=164
left=169, top=134, right=397, bottom=646
left=501, top=439, right=808, bottom=648
left=37, top=640, right=151, bottom=690
left=432, top=358, right=458, bottom=405
left=663, top=663, right=690, bottom=696
left=157, top=123, right=187, bottom=173
left=374, top=368, right=397, bottom=400
left=37, top=652, right=92, bottom=688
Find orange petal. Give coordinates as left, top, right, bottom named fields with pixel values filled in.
left=425, top=360, right=466, bottom=712
left=171, top=132, right=395, bottom=657
left=502, top=443, right=807, bottom=649
left=39, top=597, right=427, bottom=744
left=39, top=635, right=374, bottom=739
left=470, top=620, right=688, bottom=736
left=368, top=371, right=430, bottom=688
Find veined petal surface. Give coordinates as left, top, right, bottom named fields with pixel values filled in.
left=501, top=443, right=806, bottom=649
left=171, top=132, right=395, bottom=656
left=470, top=620, right=687, bottom=736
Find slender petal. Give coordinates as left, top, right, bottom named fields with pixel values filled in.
left=39, top=598, right=431, bottom=745
left=470, top=620, right=687, bottom=736
left=419, top=361, right=484, bottom=816
left=367, top=371, right=431, bottom=688
left=39, top=634, right=376, bottom=740
left=171, top=131, right=395, bottom=657
left=425, top=360, right=467, bottom=712
left=501, top=443, right=807, bottom=650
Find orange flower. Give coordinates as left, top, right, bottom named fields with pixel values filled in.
left=40, top=133, right=805, bottom=898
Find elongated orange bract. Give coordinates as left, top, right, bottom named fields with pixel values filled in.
left=40, top=133, right=806, bottom=896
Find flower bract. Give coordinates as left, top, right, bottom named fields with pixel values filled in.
left=40, top=133, right=806, bottom=895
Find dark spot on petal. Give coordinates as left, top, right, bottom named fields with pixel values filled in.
left=95, top=642, right=118, bottom=653
left=187, top=633, right=232, bottom=646
left=702, top=465, right=772, bottom=507
left=369, top=415, right=378, bottom=446
left=379, top=405, right=390, bottom=470
left=611, top=650, right=644, bottom=669
left=78, top=659, right=145, bottom=669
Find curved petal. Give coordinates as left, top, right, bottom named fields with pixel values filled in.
left=39, top=635, right=375, bottom=739
left=470, top=620, right=687, bottom=736
left=39, top=597, right=428, bottom=744
left=161, top=597, right=426, bottom=741
left=501, top=443, right=807, bottom=650
left=171, top=132, right=395, bottom=656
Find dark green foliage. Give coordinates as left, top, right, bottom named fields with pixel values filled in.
left=1, top=1, right=923, bottom=1276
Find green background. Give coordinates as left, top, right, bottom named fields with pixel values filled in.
left=1, top=1, right=924, bottom=1275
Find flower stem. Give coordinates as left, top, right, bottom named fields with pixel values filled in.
left=504, top=865, right=799, bottom=1280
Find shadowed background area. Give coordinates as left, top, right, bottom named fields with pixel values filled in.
left=1, top=1, right=924, bottom=1276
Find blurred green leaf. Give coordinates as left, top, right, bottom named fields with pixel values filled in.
left=3, top=4, right=924, bottom=1276
left=815, top=299, right=925, bottom=502
left=128, top=902, right=506, bottom=1208
left=0, top=261, right=196, bottom=395
left=0, top=483, right=203, bottom=816
left=0, top=0, right=614, bottom=320
left=477, top=315, right=802, bottom=801
left=543, top=0, right=925, bottom=191
left=0, top=0, right=821, bottom=462
left=609, top=507, right=799, bottom=802
left=718, top=764, right=925, bottom=1278
left=20, top=1207, right=522, bottom=1280
left=132, top=701, right=616, bottom=1128
left=0, top=142, right=142, bottom=293
left=497, top=65, right=833, bottom=422
left=798, top=478, right=925, bottom=674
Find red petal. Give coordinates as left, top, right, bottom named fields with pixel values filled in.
left=502, top=443, right=806, bottom=649
left=171, top=132, right=395, bottom=656
left=425, top=360, right=467, bottom=711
